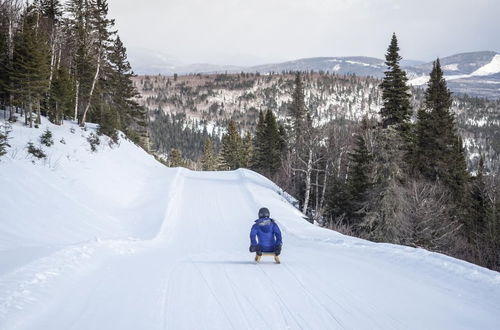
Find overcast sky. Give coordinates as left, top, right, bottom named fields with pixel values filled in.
left=108, top=0, right=500, bottom=66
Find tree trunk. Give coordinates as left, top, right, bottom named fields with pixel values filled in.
left=28, top=98, right=33, bottom=128
left=315, top=169, right=319, bottom=215
left=74, top=80, right=79, bottom=122
left=318, top=163, right=329, bottom=217
left=302, top=148, right=313, bottom=216
left=48, top=27, right=57, bottom=87
left=36, top=100, right=41, bottom=125
left=80, top=58, right=100, bottom=126
left=7, top=3, right=14, bottom=121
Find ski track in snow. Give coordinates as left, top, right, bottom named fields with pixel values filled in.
left=1, top=116, right=500, bottom=329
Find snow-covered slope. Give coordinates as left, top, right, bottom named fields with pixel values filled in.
left=408, top=52, right=500, bottom=89
left=1, top=115, right=499, bottom=330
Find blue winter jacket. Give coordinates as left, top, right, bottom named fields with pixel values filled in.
left=250, top=217, right=282, bottom=252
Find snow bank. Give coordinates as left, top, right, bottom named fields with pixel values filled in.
left=0, top=112, right=499, bottom=330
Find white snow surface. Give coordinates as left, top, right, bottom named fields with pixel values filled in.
left=443, top=64, right=459, bottom=71
left=1, top=115, right=499, bottom=330
left=409, top=54, right=500, bottom=86
left=471, top=54, right=500, bottom=76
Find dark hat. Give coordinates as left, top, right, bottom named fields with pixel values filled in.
left=258, top=207, right=270, bottom=218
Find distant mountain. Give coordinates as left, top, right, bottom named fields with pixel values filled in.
left=132, top=51, right=500, bottom=99
left=406, top=51, right=500, bottom=99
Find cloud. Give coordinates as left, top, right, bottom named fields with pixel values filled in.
left=108, top=0, right=500, bottom=66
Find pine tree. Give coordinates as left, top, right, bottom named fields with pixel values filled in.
left=107, top=36, right=148, bottom=148
left=168, top=148, right=185, bottom=167
left=0, top=6, right=10, bottom=109
left=201, top=138, right=217, bottom=170
left=220, top=120, right=242, bottom=170
left=10, top=5, right=50, bottom=127
left=263, top=109, right=282, bottom=177
left=66, top=0, right=93, bottom=122
left=345, top=134, right=372, bottom=226
left=39, top=0, right=62, bottom=93
left=415, top=59, right=469, bottom=196
left=0, top=123, right=10, bottom=158
left=97, top=102, right=119, bottom=142
left=469, top=156, right=489, bottom=233
left=289, top=72, right=307, bottom=148
left=379, top=33, right=412, bottom=131
left=252, top=110, right=266, bottom=172
left=252, top=109, right=283, bottom=177
left=48, top=66, right=73, bottom=124
left=241, top=131, right=253, bottom=168
left=79, top=0, right=115, bottom=126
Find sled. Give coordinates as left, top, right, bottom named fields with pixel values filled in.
left=254, top=253, right=280, bottom=264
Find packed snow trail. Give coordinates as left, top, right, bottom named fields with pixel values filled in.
left=1, top=118, right=499, bottom=329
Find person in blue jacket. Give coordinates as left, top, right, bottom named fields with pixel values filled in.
left=249, top=207, right=282, bottom=259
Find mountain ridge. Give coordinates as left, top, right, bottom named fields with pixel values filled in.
left=133, top=51, right=500, bottom=98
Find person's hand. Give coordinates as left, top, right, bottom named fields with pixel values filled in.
left=249, top=245, right=257, bottom=252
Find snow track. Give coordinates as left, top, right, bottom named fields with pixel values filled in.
left=1, top=119, right=499, bottom=329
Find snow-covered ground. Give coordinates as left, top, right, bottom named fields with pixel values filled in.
left=0, top=114, right=499, bottom=330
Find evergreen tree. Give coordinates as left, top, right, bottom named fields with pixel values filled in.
left=79, top=0, right=115, bottom=126
left=469, top=156, right=489, bottom=233
left=0, top=123, right=10, bottom=158
left=168, top=148, right=185, bottom=167
left=415, top=59, right=469, bottom=196
left=97, top=102, right=119, bottom=143
left=252, top=109, right=283, bottom=177
left=10, top=5, right=50, bottom=127
left=48, top=66, right=73, bottom=124
left=220, top=120, right=243, bottom=170
left=379, top=33, right=412, bottom=131
left=0, top=6, right=10, bottom=109
left=263, top=109, right=282, bottom=177
left=241, top=131, right=253, bottom=168
left=201, top=138, right=218, bottom=170
left=360, top=127, right=410, bottom=243
left=108, top=36, right=148, bottom=148
left=289, top=72, right=307, bottom=148
left=345, top=134, right=372, bottom=226
left=66, top=0, right=93, bottom=122
left=252, top=110, right=266, bottom=171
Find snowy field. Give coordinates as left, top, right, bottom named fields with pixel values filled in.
left=0, top=115, right=499, bottom=330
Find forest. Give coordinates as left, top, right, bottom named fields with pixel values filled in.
left=140, top=36, right=500, bottom=271
left=0, top=0, right=148, bottom=148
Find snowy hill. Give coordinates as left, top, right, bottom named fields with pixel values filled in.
left=408, top=51, right=500, bottom=98
left=1, top=115, right=499, bottom=329
left=136, top=73, right=500, bottom=173
left=134, top=51, right=500, bottom=98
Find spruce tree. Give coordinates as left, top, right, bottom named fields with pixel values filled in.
left=415, top=59, right=469, bottom=196
left=0, top=7, right=10, bottom=109
left=252, top=110, right=266, bottom=172
left=220, top=120, right=243, bottom=170
left=169, top=148, right=185, bottom=167
left=469, top=156, right=489, bottom=233
left=48, top=66, right=73, bottom=124
left=107, top=36, right=147, bottom=142
left=289, top=72, right=307, bottom=148
left=10, top=5, right=50, bottom=127
left=241, top=131, right=253, bottom=168
left=201, top=138, right=217, bottom=170
left=379, top=33, right=412, bottom=131
left=345, top=134, right=372, bottom=225
left=263, top=109, right=282, bottom=177
left=0, top=124, right=10, bottom=158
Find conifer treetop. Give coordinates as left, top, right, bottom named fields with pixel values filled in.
left=379, top=33, right=412, bottom=130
